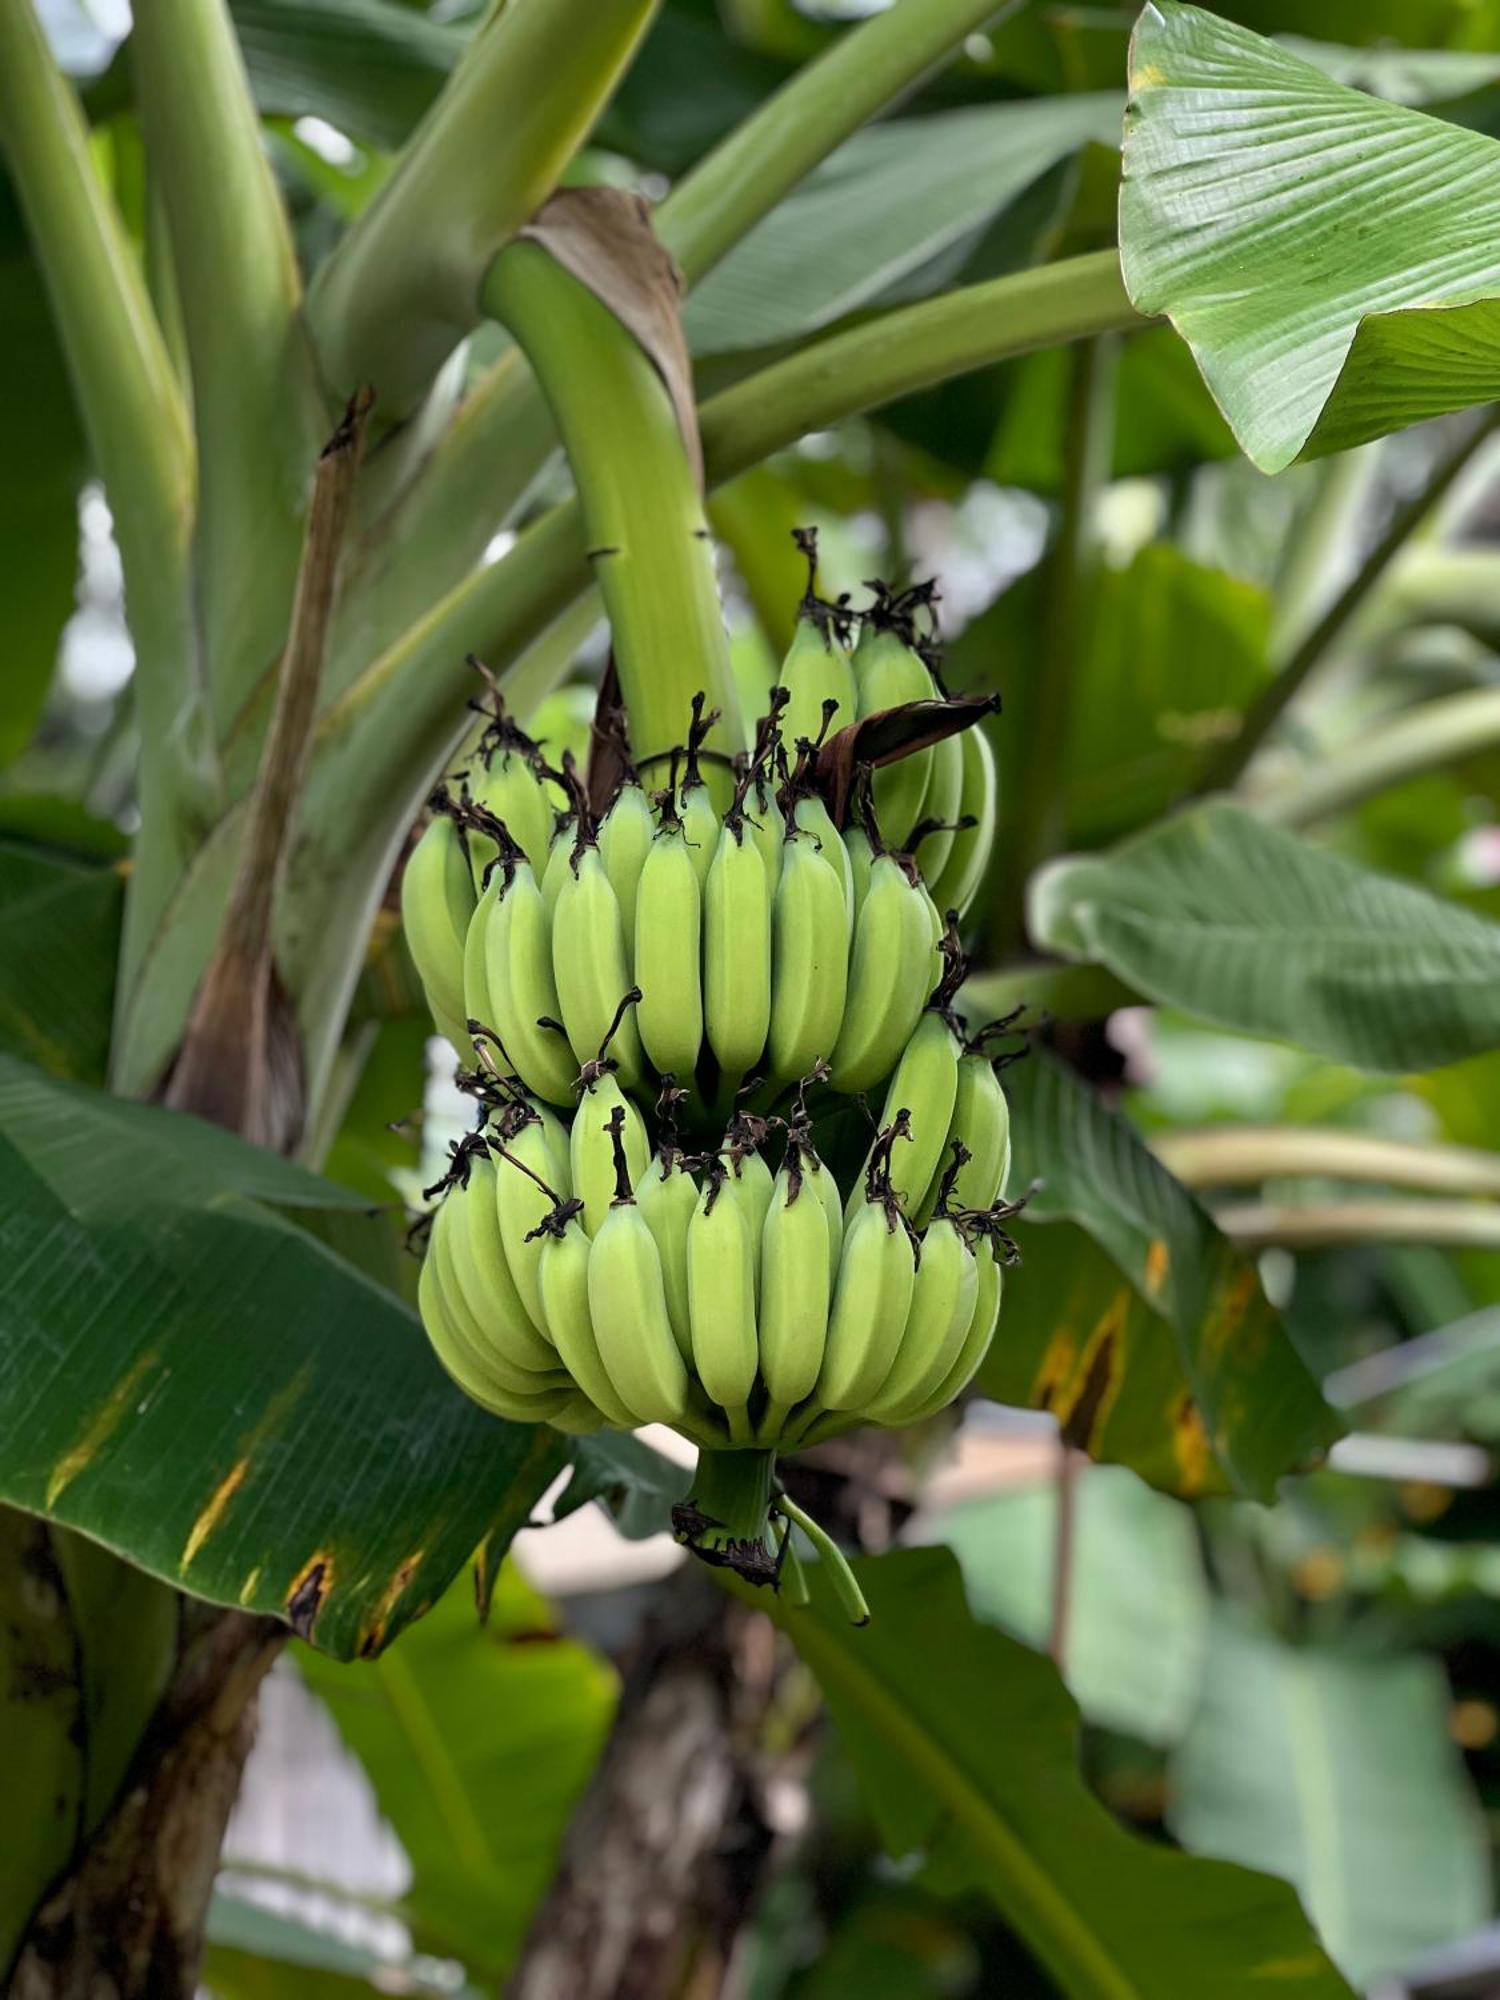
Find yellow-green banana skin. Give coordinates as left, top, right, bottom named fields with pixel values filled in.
left=817, top=1196, right=917, bottom=1411
left=704, top=825, right=772, bottom=1081
left=686, top=1173, right=760, bottom=1430
left=768, top=832, right=850, bottom=1087
left=484, top=861, right=578, bottom=1107
left=538, top=1216, right=637, bottom=1429
left=865, top=1216, right=978, bottom=1423
left=636, top=1152, right=699, bottom=1360
left=828, top=853, right=934, bottom=1094
left=856, top=626, right=933, bottom=849
left=757, top=1161, right=833, bottom=1426
left=551, top=845, right=642, bottom=1086
left=588, top=1200, right=691, bottom=1424
left=570, top=1073, right=648, bottom=1235
left=919, top=1050, right=1011, bottom=1226
left=905, top=1239, right=1003, bottom=1422
left=598, top=782, right=657, bottom=944
left=852, top=1010, right=961, bottom=1228
left=634, top=827, right=704, bottom=1082
left=400, top=811, right=476, bottom=1054
left=931, top=722, right=996, bottom=921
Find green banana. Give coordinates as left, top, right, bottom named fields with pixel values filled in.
left=918, top=1043, right=1011, bottom=1225
left=768, top=823, right=851, bottom=1088
left=817, top=1144, right=918, bottom=1410
left=704, top=810, right=772, bottom=1084
left=550, top=837, right=643, bottom=1088
left=679, top=692, right=722, bottom=889
left=467, top=715, right=555, bottom=878
left=482, top=856, right=579, bottom=1107
left=778, top=529, right=857, bottom=749
left=598, top=780, right=656, bottom=946
left=912, top=727, right=964, bottom=887
left=536, top=1206, right=637, bottom=1429
left=400, top=803, right=476, bottom=1055
left=757, top=1138, right=835, bottom=1436
left=686, top=1163, right=760, bottom=1438
left=744, top=767, right=785, bottom=897
left=587, top=1109, right=692, bottom=1425
left=844, top=822, right=875, bottom=924
left=541, top=809, right=578, bottom=922
left=851, top=1009, right=961, bottom=1227
left=903, top=1232, right=1004, bottom=1423
left=446, top=1150, right=561, bottom=1372
left=423, top=1199, right=569, bottom=1418
left=791, top=790, right=854, bottom=914
left=864, top=1213, right=978, bottom=1423
left=828, top=851, right=935, bottom=1093
left=929, top=722, right=996, bottom=921
left=492, top=1107, right=570, bottom=1333
left=437, top=1175, right=569, bottom=1394
left=855, top=613, right=935, bottom=850
left=570, top=1068, right=648, bottom=1234
left=634, top=804, right=705, bottom=1084
left=635, top=1147, right=699, bottom=1361
left=463, top=868, right=501, bottom=1052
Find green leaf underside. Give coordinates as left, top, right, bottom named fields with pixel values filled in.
left=787, top=1547, right=1353, bottom=2000
left=1121, top=3, right=1500, bottom=470
left=996, top=1048, right=1340, bottom=1500
left=1031, top=800, right=1500, bottom=1072
left=1171, top=1615, right=1489, bottom=1985
left=0, top=1054, right=562, bottom=1659
left=205, top=1891, right=484, bottom=1997
left=298, top=1567, right=615, bottom=1980
left=932, top=1466, right=1209, bottom=1745
left=683, top=94, right=1124, bottom=354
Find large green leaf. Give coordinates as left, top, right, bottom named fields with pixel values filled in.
left=1030, top=800, right=1500, bottom=1071
left=1170, top=1615, right=1489, bottom=1985
left=932, top=1465, right=1208, bottom=1746
left=1120, top=4, right=1500, bottom=470
left=683, top=95, right=1123, bottom=354
left=989, top=1048, right=1340, bottom=1499
left=956, top=544, right=1270, bottom=852
left=782, top=1546, right=1354, bottom=2000
left=297, top=1565, right=615, bottom=1981
left=0, top=1054, right=562, bottom=1659
left=0, top=840, right=122, bottom=1084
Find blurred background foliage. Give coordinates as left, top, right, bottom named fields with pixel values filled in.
left=9, top=0, right=1500, bottom=1994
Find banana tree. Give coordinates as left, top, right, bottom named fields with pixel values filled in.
left=5, top=0, right=1500, bottom=1991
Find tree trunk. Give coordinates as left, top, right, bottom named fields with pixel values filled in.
left=505, top=1574, right=779, bottom=2000
left=10, top=1608, right=282, bottom=1999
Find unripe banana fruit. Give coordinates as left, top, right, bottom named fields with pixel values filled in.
left=404, top=553, right=1016, bottom=1616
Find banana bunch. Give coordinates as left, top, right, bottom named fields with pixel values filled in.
left=415, top=1023, right=1020, bottom=1610
left=403, top=547, right=1015, bottom=1615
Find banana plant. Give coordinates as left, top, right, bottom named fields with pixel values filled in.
left=6, top=0, right=1500, bottom=1992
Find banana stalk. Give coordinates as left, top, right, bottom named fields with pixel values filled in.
left=482, top=235, right=745, bottom=777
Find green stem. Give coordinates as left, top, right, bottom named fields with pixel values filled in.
left=1201, top=407, right=1500, bottom=794
left=776, top=1494, right=870, bottom=1626
left=1154, top=1126, right=1500, bottom=1200
left=482, top=240, right=743, bottom=765
left=659, top=0, right=1020, bottom=286
left=1251, top=686, right=1500, bottom=830
left=1216, top=1199, right=1500, bottom=1253
left=994, top=333, right=1116, bottom=953
left=1266, top=444, right=1378, bottom=662
left=308, top=0, right=656, bottom=414
left=0, top=0, right=209, bottom=1062
left=676, top=1448, right=779, bottom=1582
left=132, top=0, right=326, bottom=736
left=960, top=960, right=1137, bottom=1026
left=343, top=0, right=1017, bottom=661
left=700, top=251, right=1139, bottom=478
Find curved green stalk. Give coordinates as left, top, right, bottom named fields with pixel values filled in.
left=342, top=0, right=1019, bottom=665
left=699, top=250, right=1139, bottom=473
left=0, top=0, right=210, bottom=1050
left=1154, top=1126, right=1500, bottom=1200
left=309, top=0, right=657, bottom=414
left=482, top=240, right=743, bottom=766
left=1251, top=686, right=1500, bottom=830
left=1218, top=1200, right=1500, bottom=1253
left=132, top=0, right=326, bottom=734
left=659, top=0, right=1020, bottom=286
